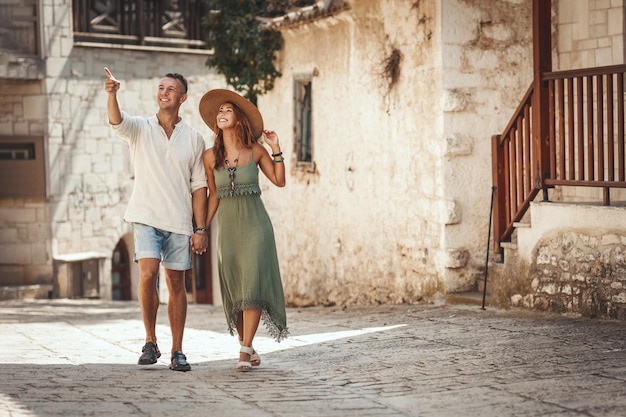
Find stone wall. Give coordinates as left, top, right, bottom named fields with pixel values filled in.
left=528, top=229, right=626, bottom=319
left=490, top=202, right=626, bottom=319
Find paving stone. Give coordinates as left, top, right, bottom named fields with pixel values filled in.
left=1, top=300, right=626, bottom=416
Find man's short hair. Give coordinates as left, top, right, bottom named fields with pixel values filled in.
left=165, top=73, right=188, bottom=93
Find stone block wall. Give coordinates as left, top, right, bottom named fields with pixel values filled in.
left=525, top=229, right=626, bottom=319
left=553, top=0, right=626, bottom=204
left=557, top=0, right=624, bottom=70
left=0, top=75, right=51, bottom=291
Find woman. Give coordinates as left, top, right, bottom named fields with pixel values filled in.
left=199, top=89, right=289, bottom=371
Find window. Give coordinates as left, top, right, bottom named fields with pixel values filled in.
left=0, top=142, right=36, bottom=160
left=0, top=0, right=44, bottom=79
left=294, top=76, right=313, bottom=166
left=0, top=0, right=39, bottom=56
left=72, top=0, right=208, bottom=49
left=0, top=136, right=45, bottom=198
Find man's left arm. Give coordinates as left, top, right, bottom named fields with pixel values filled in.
left=190, top=133, right=209, bottom=254
left=190, top=186, right=208, bottom=254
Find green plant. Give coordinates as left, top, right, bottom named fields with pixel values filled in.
left=202, top=0, right=305, bottom=104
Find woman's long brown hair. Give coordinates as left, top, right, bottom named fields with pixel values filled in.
left=213, top=102, right=258, bottom=169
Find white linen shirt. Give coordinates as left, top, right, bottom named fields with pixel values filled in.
left=112, top=111, right=208, bottom=236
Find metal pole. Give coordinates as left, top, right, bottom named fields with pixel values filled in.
left=482, top=186, right=496, bottom=310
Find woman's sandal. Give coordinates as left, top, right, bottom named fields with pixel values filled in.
left=239, top=340, right=261, bottom=366
left=237, top=346, right=254, bottom=372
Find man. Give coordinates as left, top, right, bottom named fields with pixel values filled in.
left=104, top=67, right=208, bottom=371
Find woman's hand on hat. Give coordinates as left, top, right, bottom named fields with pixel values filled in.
left=263, top=129, right=279, bottom=147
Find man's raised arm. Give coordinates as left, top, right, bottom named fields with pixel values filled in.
left=104, top=67, right=122, bottom=125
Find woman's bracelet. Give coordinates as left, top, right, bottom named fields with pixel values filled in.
left=193, top=227, right=209, bottom=234
left=273, top=157, right=285, bottom=163
left=271, top=151, right=283, bottom=157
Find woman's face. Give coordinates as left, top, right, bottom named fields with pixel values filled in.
left=216, top=103, right=238, bottom=130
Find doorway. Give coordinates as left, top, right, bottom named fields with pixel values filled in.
left=111, top=239, right=131, bottom=300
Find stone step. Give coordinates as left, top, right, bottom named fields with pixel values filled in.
left=0, top=285, right=53, bottom=301
left=446, top=291, right=490, bottom=308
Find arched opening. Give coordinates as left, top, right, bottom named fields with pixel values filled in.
left=111, top=239, right=131, bottom=301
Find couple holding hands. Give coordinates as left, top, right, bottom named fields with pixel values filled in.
left=104, top=68, right=288, bottom=372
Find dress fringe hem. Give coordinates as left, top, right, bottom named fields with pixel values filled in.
left=226, top=300, right=289, bottom=342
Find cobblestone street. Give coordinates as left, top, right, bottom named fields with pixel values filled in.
left=1, top=299, right=626, bottom=416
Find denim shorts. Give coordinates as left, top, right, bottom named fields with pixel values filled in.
left=133, top=223, right=191, bottom=271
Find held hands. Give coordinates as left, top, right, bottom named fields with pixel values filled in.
left=104, top=67, right=120, bottom=94
left=190, top=232, right=208, bottom=255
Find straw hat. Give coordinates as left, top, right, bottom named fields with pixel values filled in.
left=199, top=89, right=264, bottom=139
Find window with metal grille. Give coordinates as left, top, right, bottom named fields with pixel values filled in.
left=0, top=142, right=35, bottom=160
left=294, top=76, right=313, bottom=165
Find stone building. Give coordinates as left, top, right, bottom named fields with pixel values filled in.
left=1, top=0, right=625, bottom=319
left=0, top=0, right=223, bottom=302
left=256, top=0, right=534, bottom=306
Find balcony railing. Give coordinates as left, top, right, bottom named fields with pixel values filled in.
left=72, top=0, right=208, bottom=49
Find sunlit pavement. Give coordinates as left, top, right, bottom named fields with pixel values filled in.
left=1, top=299, right=626, bottom=417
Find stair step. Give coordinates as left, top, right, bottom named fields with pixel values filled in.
left=446, top=292, right=490, bottom=307
left=0, top=284, right=53, bottom=301
left=500, top=241, right=518, bottom=250
left=513, top=221, right=531, bottom=228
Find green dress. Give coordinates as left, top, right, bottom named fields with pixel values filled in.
left=214, top=151, right=289, bottom=342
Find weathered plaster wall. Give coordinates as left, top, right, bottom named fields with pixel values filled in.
left=260, top=0, right=445, bottom=306
left=259, top=0, right=533, bottom=306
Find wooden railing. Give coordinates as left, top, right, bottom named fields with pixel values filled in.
left=492, top=84, right=538, bottom=249
left=492, top=65, right=626, bottom=252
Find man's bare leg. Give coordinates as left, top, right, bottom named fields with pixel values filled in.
left=165, top=269, right=191, bottom=371
left=165, top=269, right=187, bottom=353
left=137, top=258, right=161, bottom=365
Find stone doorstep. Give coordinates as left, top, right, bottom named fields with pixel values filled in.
left=0, top=284, right=53, bottom=301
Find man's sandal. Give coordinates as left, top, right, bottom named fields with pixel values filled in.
left=239, top=340, right=261, bottom=366
left=237, top=346, right=254, bottom=371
